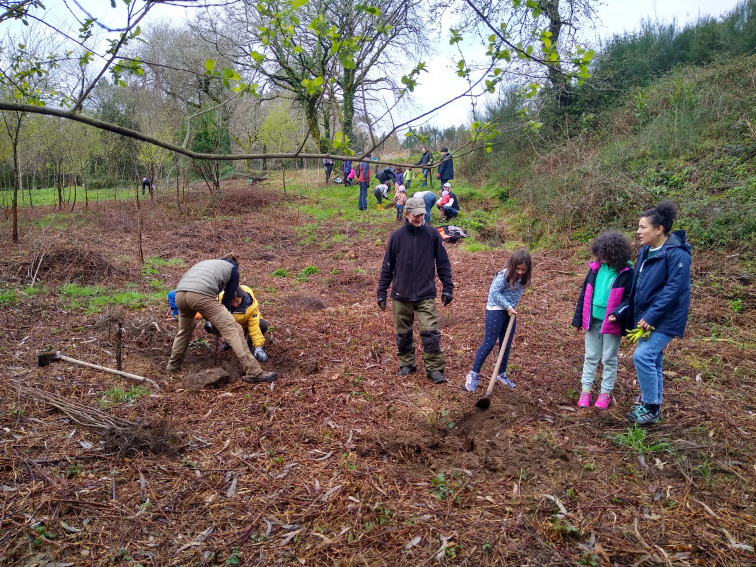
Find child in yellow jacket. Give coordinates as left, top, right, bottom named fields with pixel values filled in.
left=214, top=285, right=270, bottom=361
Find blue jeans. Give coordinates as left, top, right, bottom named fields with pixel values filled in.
left=421, top=169, right=429, bottom=187
left=472, top=309, right=516, bottom=375
left=358, top=182, right=368, bottom=210
left=633, top=331, right=675, bottom=405
left=441, top=206, right=458, bottom=219
left=581, top=318, right=621, bottom=394
left=422, top=192, right=437, bottom=223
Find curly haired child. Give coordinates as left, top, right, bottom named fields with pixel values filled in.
left=571, top=230, right=634, bottom=409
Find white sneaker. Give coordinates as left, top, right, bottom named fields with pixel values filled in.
left=464, top=371, right=479, bottom=392
left=496, top=372, right=516, bottom=389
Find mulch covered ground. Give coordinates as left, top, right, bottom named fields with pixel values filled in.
left=1, top=175, right=755, bottom=566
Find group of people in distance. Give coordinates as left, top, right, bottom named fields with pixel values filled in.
left=379, top=198, right=690, bottom=426
left=164, top=195, right=689, bottom=427
left=327, top=146, right=457, bottom=222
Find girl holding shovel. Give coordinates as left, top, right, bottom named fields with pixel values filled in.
left=464, top=249, right=532, bottom=392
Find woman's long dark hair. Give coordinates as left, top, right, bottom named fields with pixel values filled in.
left=505, top=249, right=532, bottom=289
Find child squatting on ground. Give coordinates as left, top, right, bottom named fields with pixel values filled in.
left=394, top=185, right=407, bottom=222
left=465, top=249, right=532, bottom=392
left=571, top=230, right=634, bottom=409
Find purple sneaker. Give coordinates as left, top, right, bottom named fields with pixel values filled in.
left=577, top=391, right=591, bottom=408
left=594, top=392, right=611, bottom=410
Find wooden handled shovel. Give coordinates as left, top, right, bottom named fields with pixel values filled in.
left=475, top=315, right=516, bottom=410
left=38, top=351, right=160, bottom=390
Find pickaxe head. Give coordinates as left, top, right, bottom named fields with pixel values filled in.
left=38, top=352, right=62, bottom=367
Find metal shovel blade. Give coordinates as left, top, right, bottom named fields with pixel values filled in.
left=38, top=352, right=63, bottom=367
left=475, top=396, right=491, bottom=410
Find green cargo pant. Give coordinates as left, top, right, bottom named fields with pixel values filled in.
left=392, top=298, right=445, bottom=374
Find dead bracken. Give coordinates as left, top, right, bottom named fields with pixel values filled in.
left=1, top=178, right=754, bottom=566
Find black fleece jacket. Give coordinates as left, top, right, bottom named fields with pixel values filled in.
left=377, top=220, right=454, bottom=302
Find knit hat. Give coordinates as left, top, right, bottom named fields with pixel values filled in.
left=443, top=182, right=451, bottom=188
left=398, top=185, right=406, bottom=193
left=405, top=196, right=426, bottom=216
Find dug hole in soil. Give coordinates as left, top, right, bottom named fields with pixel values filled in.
left=1, top=176, right=755, bottom=566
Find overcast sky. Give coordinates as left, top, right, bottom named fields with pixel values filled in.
left=411, top=0, right=743, bottom=127
left=42, top=0, right=744, bottom=130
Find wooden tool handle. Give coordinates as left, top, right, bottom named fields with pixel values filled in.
left=483, top=315, right=516, bottom=397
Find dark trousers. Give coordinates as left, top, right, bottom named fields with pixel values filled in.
left=392, top=298, right=445, bottom=373
left=472, top=309, right=516, bottom=375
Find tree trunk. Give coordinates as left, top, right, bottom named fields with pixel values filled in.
left=11, top=137, right=19, bottom=243
left=25, top=171, right=33, bottom=208
left=57, top=168, right=64, bottom=209
left=321, top=106, right=331, bottom=153
left=342, top=68, right=356, bottom=143
left=538, top=0, right=570, bottom=107
left=70, top=173, right=77, bottom=212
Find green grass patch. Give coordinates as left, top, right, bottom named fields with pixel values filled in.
left=99, top=385, right=151, bottom=407
left=10, top=186, right=137, bottom=209
left=460, top=242, right=496, bottom=253
left=294, top=265, right=320, bottom=282
left=142, top=256, right=184, bottom=276
left=59, top=283, right=162, bottom=313
left=611, top=425, right=674, bottom=455
left=0, top=286, right=18, bottom=306
left=298, top=205, right=342, bottom=222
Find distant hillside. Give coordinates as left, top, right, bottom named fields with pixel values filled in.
left=460, top=1, right=756, bottom=258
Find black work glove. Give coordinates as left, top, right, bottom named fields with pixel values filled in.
left=441, top=292, right=453, bottom=306
left=377, top=297, right=387, bottom=311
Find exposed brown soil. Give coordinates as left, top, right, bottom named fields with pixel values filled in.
left=1, top=174, right=755, bottom=566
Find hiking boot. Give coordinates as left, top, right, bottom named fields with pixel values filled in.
left=242, top=371, right=279, bottom=384
left=594, top=392, right=611, bottom=410
left=626, top=404, right=662, bottom=425
left=496, top=372, right=516, bottom=389
left=464, top=371, right=479, bottom=392
left=221, top=340, right=231, bottom=351
left=428, top=371, right=447, bottom=384
left=398, top=365, right=417, bottom=376
left=577, top=391, right=591, bottom=408
left=165, top=364, right=181, bottom=373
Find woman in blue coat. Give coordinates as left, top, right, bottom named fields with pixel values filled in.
left=626, top=201, right=691, bottom=425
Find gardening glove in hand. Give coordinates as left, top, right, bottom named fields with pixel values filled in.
left=254, top=347, right=268, bottom=362
left=442, top=292, right=453, bottom=306
left=377, top=298, right=387, bottom=311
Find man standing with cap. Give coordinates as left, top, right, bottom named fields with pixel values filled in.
left=377, top=197, right=454, bottom=384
